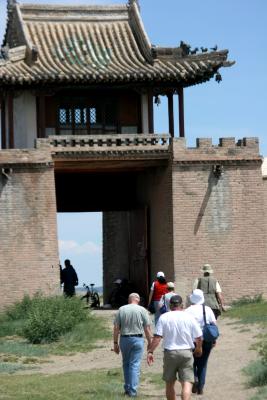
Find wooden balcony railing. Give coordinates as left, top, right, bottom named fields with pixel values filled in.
left=36, top=134, right=171, bottom=151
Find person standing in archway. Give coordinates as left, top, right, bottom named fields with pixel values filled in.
left=60, top=259, right=79, bottom=297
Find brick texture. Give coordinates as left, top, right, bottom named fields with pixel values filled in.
left=172, top=138, right=267, bottom=303
left=0, top=150, right=60, bottom=309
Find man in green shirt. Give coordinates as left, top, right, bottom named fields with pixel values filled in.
left=113, top=293, right=152, bottom=397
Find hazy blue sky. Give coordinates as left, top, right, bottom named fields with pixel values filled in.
left=1, top=0, right=267, bottom=286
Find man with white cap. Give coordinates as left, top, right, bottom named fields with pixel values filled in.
left=158, top=282, right=177, bottom=313
left=185, top=289, right=217, bottom=395
left=193, top=263, right=225, bottom=319
left=148, top=271, right=168, bottom=325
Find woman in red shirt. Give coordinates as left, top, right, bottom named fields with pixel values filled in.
left=148, top=271, right=168, bottom=325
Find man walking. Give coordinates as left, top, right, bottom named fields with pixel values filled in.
left=193, top=263, right=225, bottom=319
left=147, top=295, right=202, bottom=400
left=113, top=293, right=152, bottom=397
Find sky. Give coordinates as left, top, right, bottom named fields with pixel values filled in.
left=1, top=0, right=267, bottom=286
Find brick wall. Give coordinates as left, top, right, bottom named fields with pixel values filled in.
left=172, top=137, right=267, bottom=303
left=0, top=150, right=60, bottom=309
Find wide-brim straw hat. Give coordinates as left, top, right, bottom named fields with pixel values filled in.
left=200, top=263, right=213, bottom=274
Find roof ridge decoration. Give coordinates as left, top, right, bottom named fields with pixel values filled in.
left=127, top=0, right=153, bottom=64
left=128, top=0, right=140, bottom=11
left=2, top=0, right=38, bottom=65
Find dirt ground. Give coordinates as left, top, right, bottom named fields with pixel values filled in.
left=20, top=310, right=259, bottom=399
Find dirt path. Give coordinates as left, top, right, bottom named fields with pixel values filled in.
left=21, top=311, right=259, bottom=399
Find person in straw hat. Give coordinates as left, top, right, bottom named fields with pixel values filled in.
left=193, top=263, right=225, bottom=319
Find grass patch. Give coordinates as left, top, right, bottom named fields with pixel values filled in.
left=0, top=295, right=110, bottom=362
left=143, top=372, right=162, bottom=388
left=244, top=360, right=267, bottom=387
left=0, top=369, right=164, bottom=399
left=250, top=386, right=267, bottom=400
left=231, top=294, right=263, bottom=307
left=225, top=300, right=267, bottom=325
left=0, top=340, right=48, bottom=357
left=226, top=297, right=267, bottom=399
left=48, top=315, right=110, bottom=355
left=0, top=369, right=126, bottom=399
left=0, top=362, right=27, bottom=374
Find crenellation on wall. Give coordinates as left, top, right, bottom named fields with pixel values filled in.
left=172, top=137, right=261, bottom=162
left=219, top=137, right=236, bottom=147
left=196, top=138, right=213, bottom=148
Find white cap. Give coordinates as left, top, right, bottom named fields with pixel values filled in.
left=167, top=281, right=175, bottom=289
left=190, top=289, right=205, bottom=305
left=156, top=271, right=165, bottom=278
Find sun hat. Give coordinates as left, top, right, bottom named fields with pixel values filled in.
left=169, top=295, right=183, bottom=305
left=167, top=282, right=175, bottom=289
left=190, top=289, right=205, bottom=305
left=200, top=263, right=213, bottom=274
left=156, top=271, right=165, bottom=278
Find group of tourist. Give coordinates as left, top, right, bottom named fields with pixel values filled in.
left=113, top=263, right=225, bottom=399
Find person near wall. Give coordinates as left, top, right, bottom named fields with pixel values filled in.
left=193, top=263, right=225, bottom=319
left=113, top=292, right=152, bottom=398
left=185, top=289, right=217, bottom=395
left=60, top=259, right=78, bottom=297
left=158, top=282, right=177, bottom=313
left=148, top=271, right=168, bottom=325
left=147, top=295, right=203, bottom=400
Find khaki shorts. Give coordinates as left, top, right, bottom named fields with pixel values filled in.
left=163, top=349, right=194, bottom=383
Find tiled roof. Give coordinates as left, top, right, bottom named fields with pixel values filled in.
left=0, top=1, right=234, bottom=87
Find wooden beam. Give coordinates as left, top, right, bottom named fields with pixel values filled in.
left=38, top=94, right=46, bottom=138
left=1, top=98, right=6, bottom=149
left=178, top=87, right=185, bottom=138
left=7, top=93, right=14, bottom=148
left=167, top=93, right=174, bottom=137
left=148, top=90, right=154, bottom=133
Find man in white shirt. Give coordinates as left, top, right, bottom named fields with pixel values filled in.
left=147, top=295, right=203, bottom=400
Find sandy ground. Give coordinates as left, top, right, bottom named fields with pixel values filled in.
left=19, top=310, right=260, bottom=399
